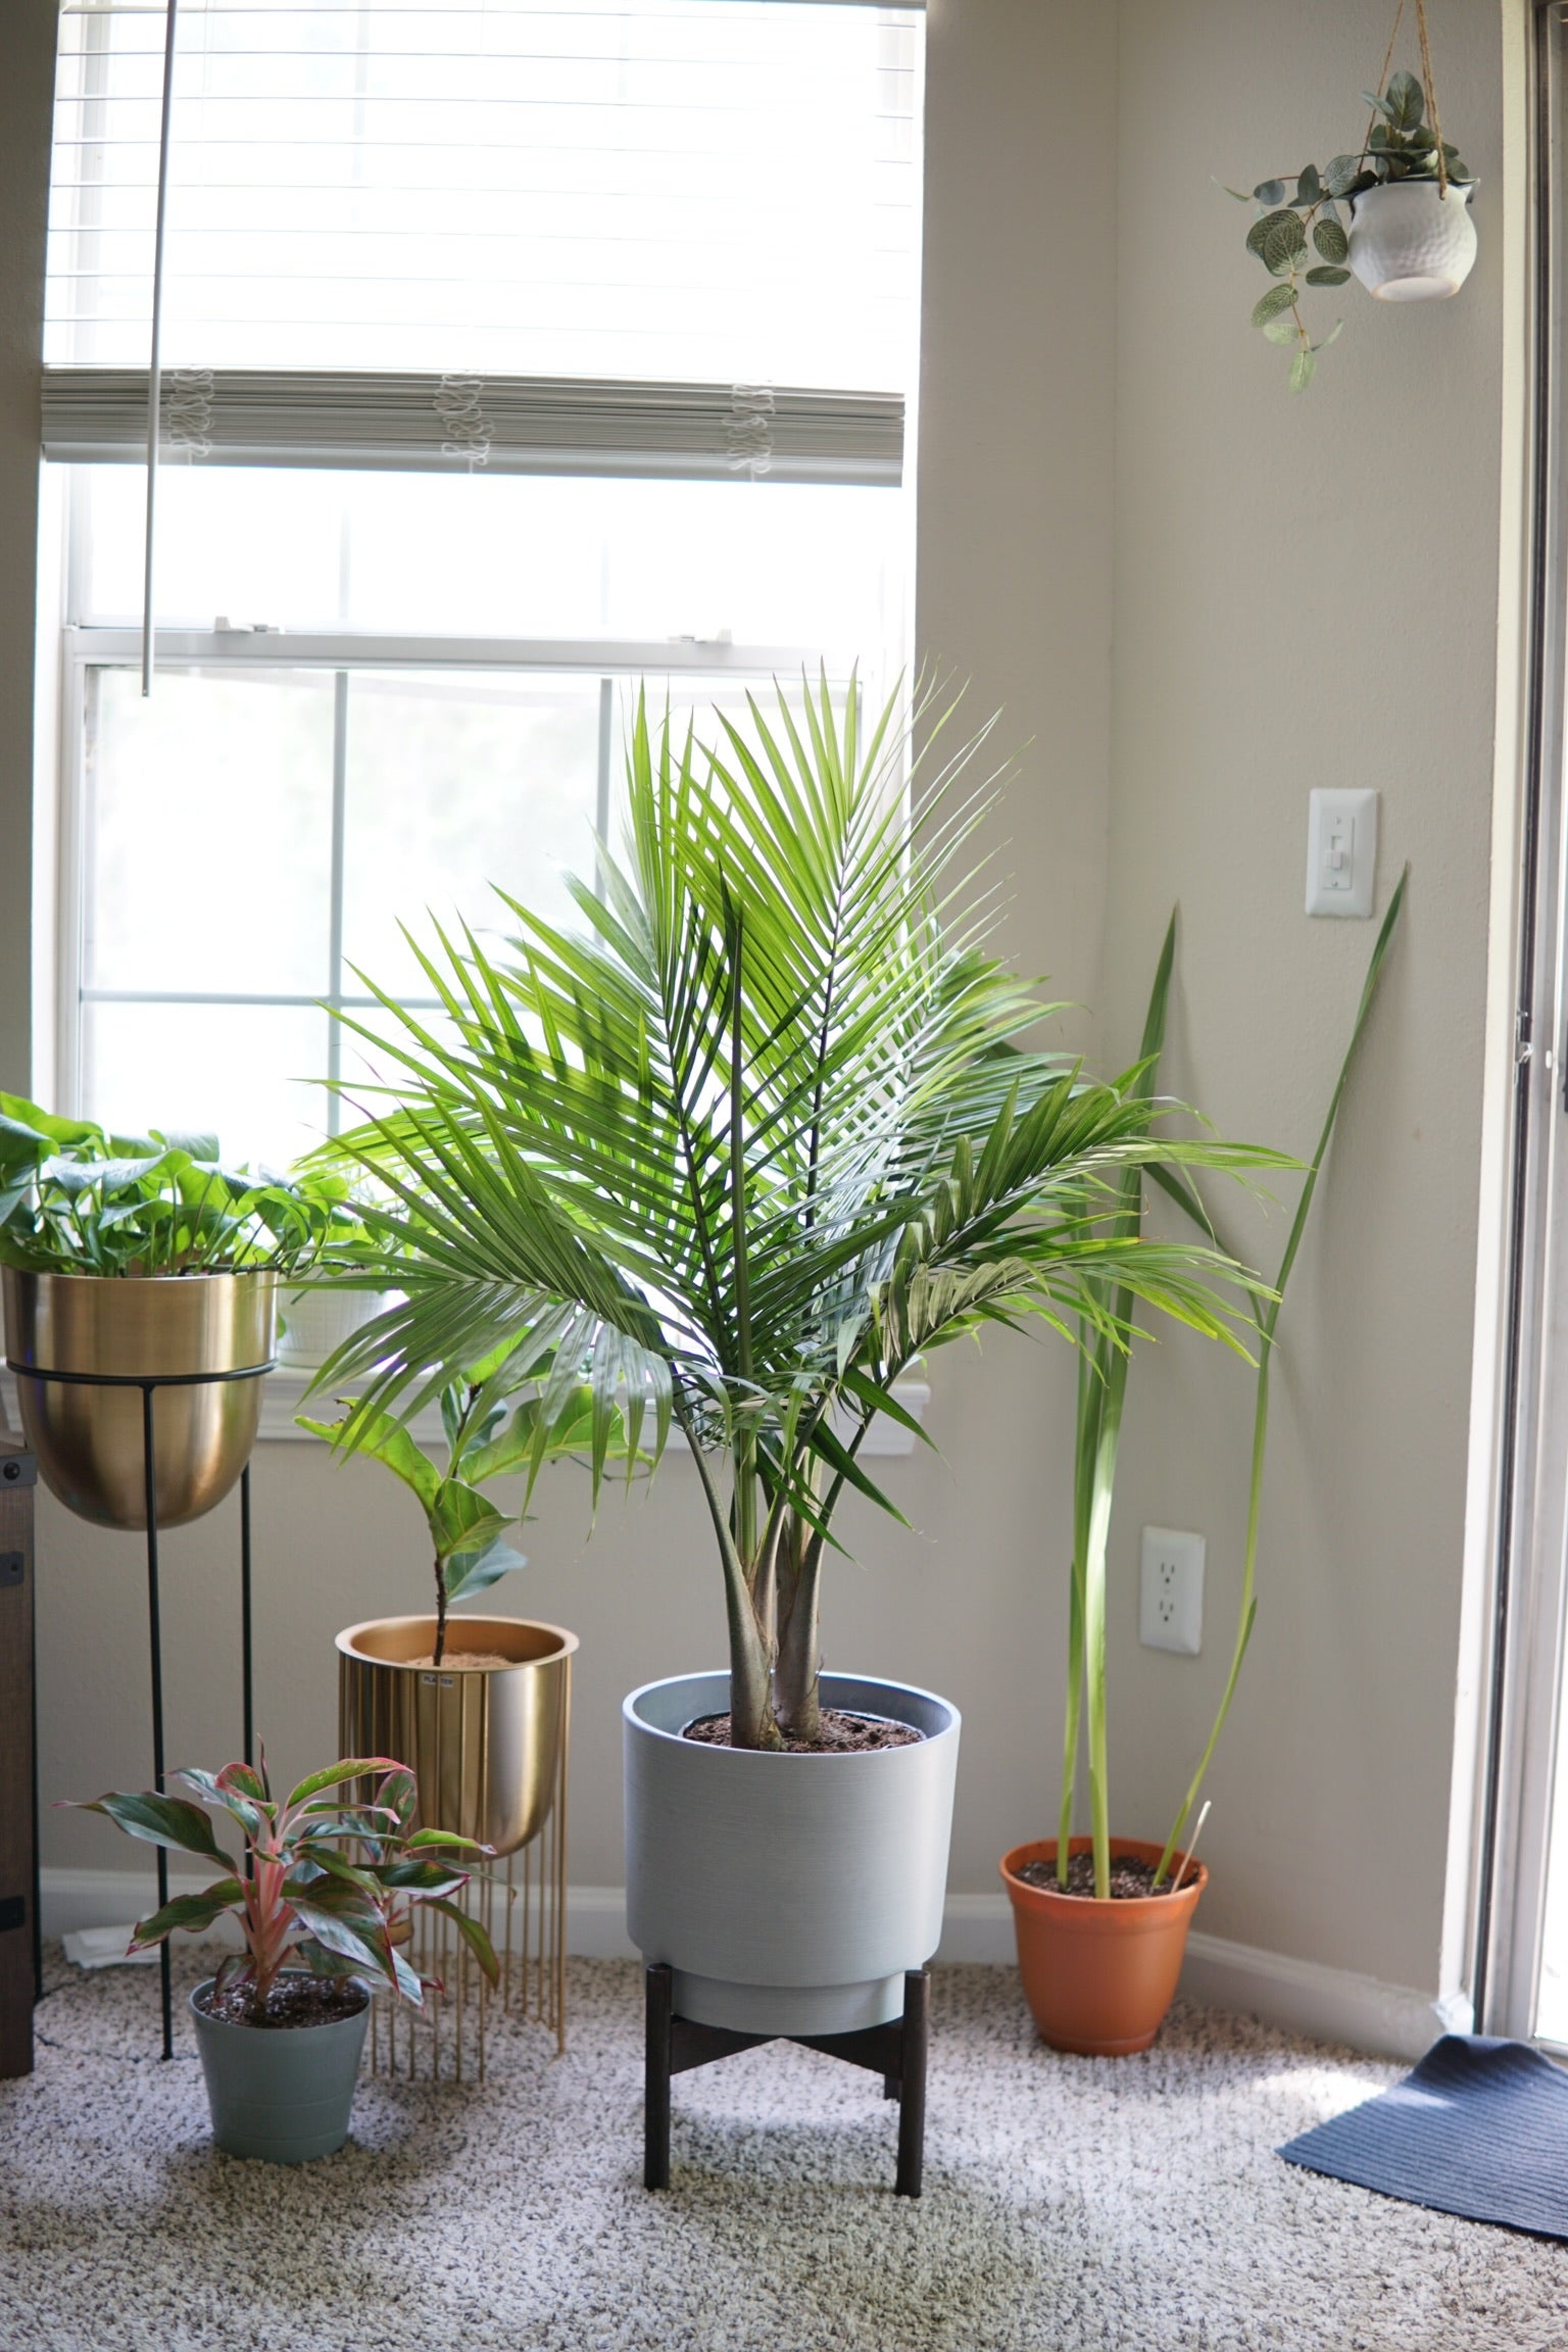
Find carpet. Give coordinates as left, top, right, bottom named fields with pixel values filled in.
left=1280, top=2033, right=1568, bottom=2239
left=4, top=1951, right=1568, bottom=2352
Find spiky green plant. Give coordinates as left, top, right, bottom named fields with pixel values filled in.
left=310, top=677, right=1283, bottom=1751
left=1054, top=875, right=1406, bottom=1897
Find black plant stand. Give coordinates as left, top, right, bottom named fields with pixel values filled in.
left=6, top=1361, right=270, bottom=2060
left=643, top=1960, right=929, bottom=2196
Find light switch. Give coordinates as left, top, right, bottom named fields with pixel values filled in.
left=1306, top=788, right=1378, bottom=918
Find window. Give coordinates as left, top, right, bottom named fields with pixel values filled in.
left=41, top=0, right=923, bottom=1163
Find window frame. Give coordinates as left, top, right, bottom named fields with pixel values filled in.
left=53, top=619, right=851, bottom=1131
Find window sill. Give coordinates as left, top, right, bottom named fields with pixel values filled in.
left=0, top=1365, right=931, bottom=1460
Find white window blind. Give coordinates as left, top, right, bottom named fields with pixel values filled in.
left=44, top=0, right=922, bottom=484
left=40, top=367, right=903, bottom=481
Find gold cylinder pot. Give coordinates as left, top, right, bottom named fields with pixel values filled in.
left=336, top=1615, right=576, bottom=1857
left=2, top=1268, right=276, bottom=1530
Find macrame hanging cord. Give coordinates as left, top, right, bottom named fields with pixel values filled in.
left=1367, top=0, right=1449, bottom=198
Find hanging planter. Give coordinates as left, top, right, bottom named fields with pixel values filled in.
left=1227, top=0, right=1474, bottom=389
left=1348, top=179, right=1476, bottom=301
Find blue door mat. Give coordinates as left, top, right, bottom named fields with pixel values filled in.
left=1280, top=2034, right=1568, bottom=2238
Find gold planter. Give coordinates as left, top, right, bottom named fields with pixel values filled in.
left=2, top=1268, right=276, bottom=1530
left=336, top=1615, right=576, bottom=1857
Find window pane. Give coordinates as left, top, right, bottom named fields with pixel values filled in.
left=85, top=666, right=335, bottom=993
left=74, top=463, right=906, bottom=660
left=81, top=1001, right=333, bottom=1169
left=340, top=670, right=601, bottom=998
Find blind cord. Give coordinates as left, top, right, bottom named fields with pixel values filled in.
left=142, top=0, right=178, bottom=697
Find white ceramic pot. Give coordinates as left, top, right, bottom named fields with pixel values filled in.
left=1348, top=180, right=1477, bottom=302
left=624, top=1669, right=960, bottom=2036
left=276, top=1284, right=396, bottom=1370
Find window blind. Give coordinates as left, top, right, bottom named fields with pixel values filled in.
left=40, top=365, right=904, bottom=483
left=45, top=0, right=923, bottom=392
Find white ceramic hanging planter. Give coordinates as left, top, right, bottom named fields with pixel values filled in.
left=1348, top=180, right=1477, bottom=302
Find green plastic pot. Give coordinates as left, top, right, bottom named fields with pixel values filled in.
left=190, top=1976, right=370, bottom=2163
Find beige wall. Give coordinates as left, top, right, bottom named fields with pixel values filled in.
left=11, top=0, right=1521, bottom=2013
left=1099, top=0, right=1508, bottom=1993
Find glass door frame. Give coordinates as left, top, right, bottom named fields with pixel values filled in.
left=1477, top=0, right=1568, bottom=2042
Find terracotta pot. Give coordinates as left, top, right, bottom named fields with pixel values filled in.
left=999, top=1835, right=1207, bottom=2056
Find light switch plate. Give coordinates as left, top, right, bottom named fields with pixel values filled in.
left=1140, top=1526, right=1205, bottom=1656
left=1306, top=787, right=1378, bottom=918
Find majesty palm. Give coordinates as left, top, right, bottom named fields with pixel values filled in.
left=316, top=677, right=1277, bottom=1751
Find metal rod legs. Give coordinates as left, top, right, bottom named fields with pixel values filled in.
left=140, top=1383, right=172, bottom=2062
left=240, top=1461, right=254, bottom=1768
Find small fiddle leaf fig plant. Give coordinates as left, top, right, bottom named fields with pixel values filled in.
left=68, top=1751, right=498, bottom=2018
left=299, top=1363, right=622, bottom=1666
left=1228, top=69, right=1473, bottom=390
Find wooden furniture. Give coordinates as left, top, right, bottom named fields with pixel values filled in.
left=0, top=1437, right=37, bottom=2079
left=643, top=1961, right=930, bottom=2196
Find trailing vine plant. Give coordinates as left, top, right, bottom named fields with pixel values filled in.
left=1227, top=0, right=1473, bottom=391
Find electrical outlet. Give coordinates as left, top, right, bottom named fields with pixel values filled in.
left=1140, top=1526, right=1204, bottom=1656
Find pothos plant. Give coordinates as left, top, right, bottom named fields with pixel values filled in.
left=0, top=1094, right=361, bottom=1279
left=1230, top=68, right=1473, bottom=390
left=308, top=674, right=1285, bottom=1752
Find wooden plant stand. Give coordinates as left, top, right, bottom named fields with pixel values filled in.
left=643, top=1960, right=929, bottom=2197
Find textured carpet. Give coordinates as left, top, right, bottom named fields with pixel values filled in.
left=4, top=1952, right=1568, bottom=2352
left=1281, top=2034, right=1568, bottom=2239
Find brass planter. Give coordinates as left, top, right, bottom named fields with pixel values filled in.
left=2, top=1268, right=276, bottom=1530
left=336, top=1615, right=576, bottom=1856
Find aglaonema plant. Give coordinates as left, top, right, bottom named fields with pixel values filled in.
left=1055, top=872, right=1406, bottom=1897
left=310, top=674, right=1285, bottom=1751
left=69, top=1751, right=498, bottom=2015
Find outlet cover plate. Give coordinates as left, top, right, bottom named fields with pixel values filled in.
left=1140, top=1526, right=1205, bottom=1656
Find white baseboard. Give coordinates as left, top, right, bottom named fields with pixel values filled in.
left=562, top=1884, right=638, bottom=1960
left=38, top=1868, right=645, bottom=1962
left=1179, top=1928, right=1466, bottom=2062
left=935, top=1891, right=1014, bottom=1963
left=39, top=1871, right=1459, bottom=2059
left=932, top=1892, right=1454, bottom=2060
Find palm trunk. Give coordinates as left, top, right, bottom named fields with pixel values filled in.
left=727, top=1606, right=781, bottom=1748
left=677, top=1391, right=781, bottom=1749
left=773, top=1514, right=822, bottom=1741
